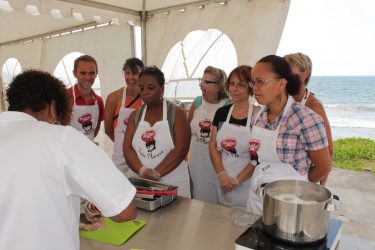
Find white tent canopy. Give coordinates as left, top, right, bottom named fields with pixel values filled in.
left=0, top=0, right=290, bottom=149
left=0, top=0, right=290, bottom=105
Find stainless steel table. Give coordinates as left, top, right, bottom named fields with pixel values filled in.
left=80, top=197, right=250, bottom=250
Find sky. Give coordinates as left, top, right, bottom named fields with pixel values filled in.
left=276, top=0, right=375, bottom=76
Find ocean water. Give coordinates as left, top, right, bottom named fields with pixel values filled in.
left=165, top=76, right=375, bottom=141
left=308, top=76, right=375, bottom=141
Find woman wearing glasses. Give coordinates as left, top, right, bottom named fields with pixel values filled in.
left=124, top=66, right=191, bottom=197
left=284, top=52, right=333, bottom=185
left=187, top=66, right=229, bottom=204
left=247, top=55, right=331, bottom=215
left=209, top=65, right=255, bottom=208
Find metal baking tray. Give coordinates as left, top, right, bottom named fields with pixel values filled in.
left=128, top=177, right=178, bottom=212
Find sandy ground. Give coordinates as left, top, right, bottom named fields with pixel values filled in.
left=327, top=168, right=375, bottom=249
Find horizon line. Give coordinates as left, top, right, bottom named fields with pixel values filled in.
left=311, top=75, right=375, bottom=77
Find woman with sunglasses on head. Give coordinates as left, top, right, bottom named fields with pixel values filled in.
left=104, top=58, right=144, bottom=176
left=247, top=55, right=331, bottom=215
left=187, top=66, right=229, bottom=204
left=209, top=65, right=255, bottom=208
left=124, top=66, right=191, bottom=198
left=284, top=52, right=332, bottom=185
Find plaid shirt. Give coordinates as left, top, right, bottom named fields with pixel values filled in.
left=252, top=101, right=328, bottom=175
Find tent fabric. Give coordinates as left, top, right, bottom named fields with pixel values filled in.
left=0, top=0, right=290, bottom=153
left=161, top=29, right=238, bottom=100
left=0, top=0, right=290, bottom=97
left=146, top=0, right=289, bottom=67
left=0, top=24, right=134, bottom=98
left=145, top=0, right=289, bottom=99
left=161, top=29, right=238, bottom=82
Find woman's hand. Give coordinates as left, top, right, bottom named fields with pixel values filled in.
left=218, top=172, right=238, bottom=192
left=139, top=166, right=161, bottom=181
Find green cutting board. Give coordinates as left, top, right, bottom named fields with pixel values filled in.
left=80, top=218, right=146, bottom=246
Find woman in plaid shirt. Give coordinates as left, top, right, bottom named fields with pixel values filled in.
left=247, top=55, right=331, bottom=215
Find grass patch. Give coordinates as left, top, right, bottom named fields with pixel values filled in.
left=333, top=137, right=375, bottom=173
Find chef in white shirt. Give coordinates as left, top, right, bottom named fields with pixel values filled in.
left=0, top=70, right=136, bottom=250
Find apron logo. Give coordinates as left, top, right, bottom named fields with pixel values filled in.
left=124, top=118, right=129, bottom=126
left=78, top=113, right=93, bottom=135
left=199, top=120, right=212, bottom=139
left=141, top=129, right=156, bottom=152
left=249, top=139, right=261, bottom=166
left=221, top=138, right=238, bottom=157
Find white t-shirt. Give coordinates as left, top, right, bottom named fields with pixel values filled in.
left=0, top=111, right=136, bottom=250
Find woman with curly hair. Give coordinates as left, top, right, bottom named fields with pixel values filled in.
left=0, top=70, right=136, bottom=250
left=6, top=70, right=71, bottom=124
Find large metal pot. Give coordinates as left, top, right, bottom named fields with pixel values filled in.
left=258, top=180, right=341, bottom=244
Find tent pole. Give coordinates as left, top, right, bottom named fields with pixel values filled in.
left=0, top=75, right=6, bottom=112
left=129, top=23, right=135, bottom=57
left=141, top=0, right=147, bottom=64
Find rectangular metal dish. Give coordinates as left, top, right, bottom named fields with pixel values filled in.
left=128, top=177, right=178, bottom=212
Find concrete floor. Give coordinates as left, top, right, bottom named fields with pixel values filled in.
left=327, top=168, right=375, bottom=249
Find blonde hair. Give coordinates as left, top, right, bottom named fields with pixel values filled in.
left=284, top=52, right=312, bottom=84
left=203, top=66, right=228, bottom=100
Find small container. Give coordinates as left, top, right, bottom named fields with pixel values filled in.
left=128, top=177, right=178, bottom=212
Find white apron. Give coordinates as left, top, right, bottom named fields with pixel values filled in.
left=128, top=100, right=191, bottom=198
left=70, top=85, right=99, bottom=141
left=189, top=99, right=227, bottom=204
left=247, top=96, right=308, bottom=215
left=215, top=100, right=254, bottom=208
left=112, top=87, right=139, bottom=176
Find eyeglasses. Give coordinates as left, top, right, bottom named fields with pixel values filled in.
left=249, top=78, right=279, bottom=88
left=228, top=81, right=249, bottom=89
left=199, top=78, right=217, bottom=84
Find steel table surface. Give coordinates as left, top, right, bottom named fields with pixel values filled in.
left=80, top=197, right=248, bottom=250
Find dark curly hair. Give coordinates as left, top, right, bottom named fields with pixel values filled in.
left=258, top=55, right=301, bottom=96
left=6, top=70, right=71, bottom=124
left=139, top=65, right=165, bottom=87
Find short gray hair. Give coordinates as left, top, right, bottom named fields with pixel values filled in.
left=203, top=66, right=228, bottom=100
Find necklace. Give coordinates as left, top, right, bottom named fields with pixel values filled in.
left=303, top=88, right=309, bottom=101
